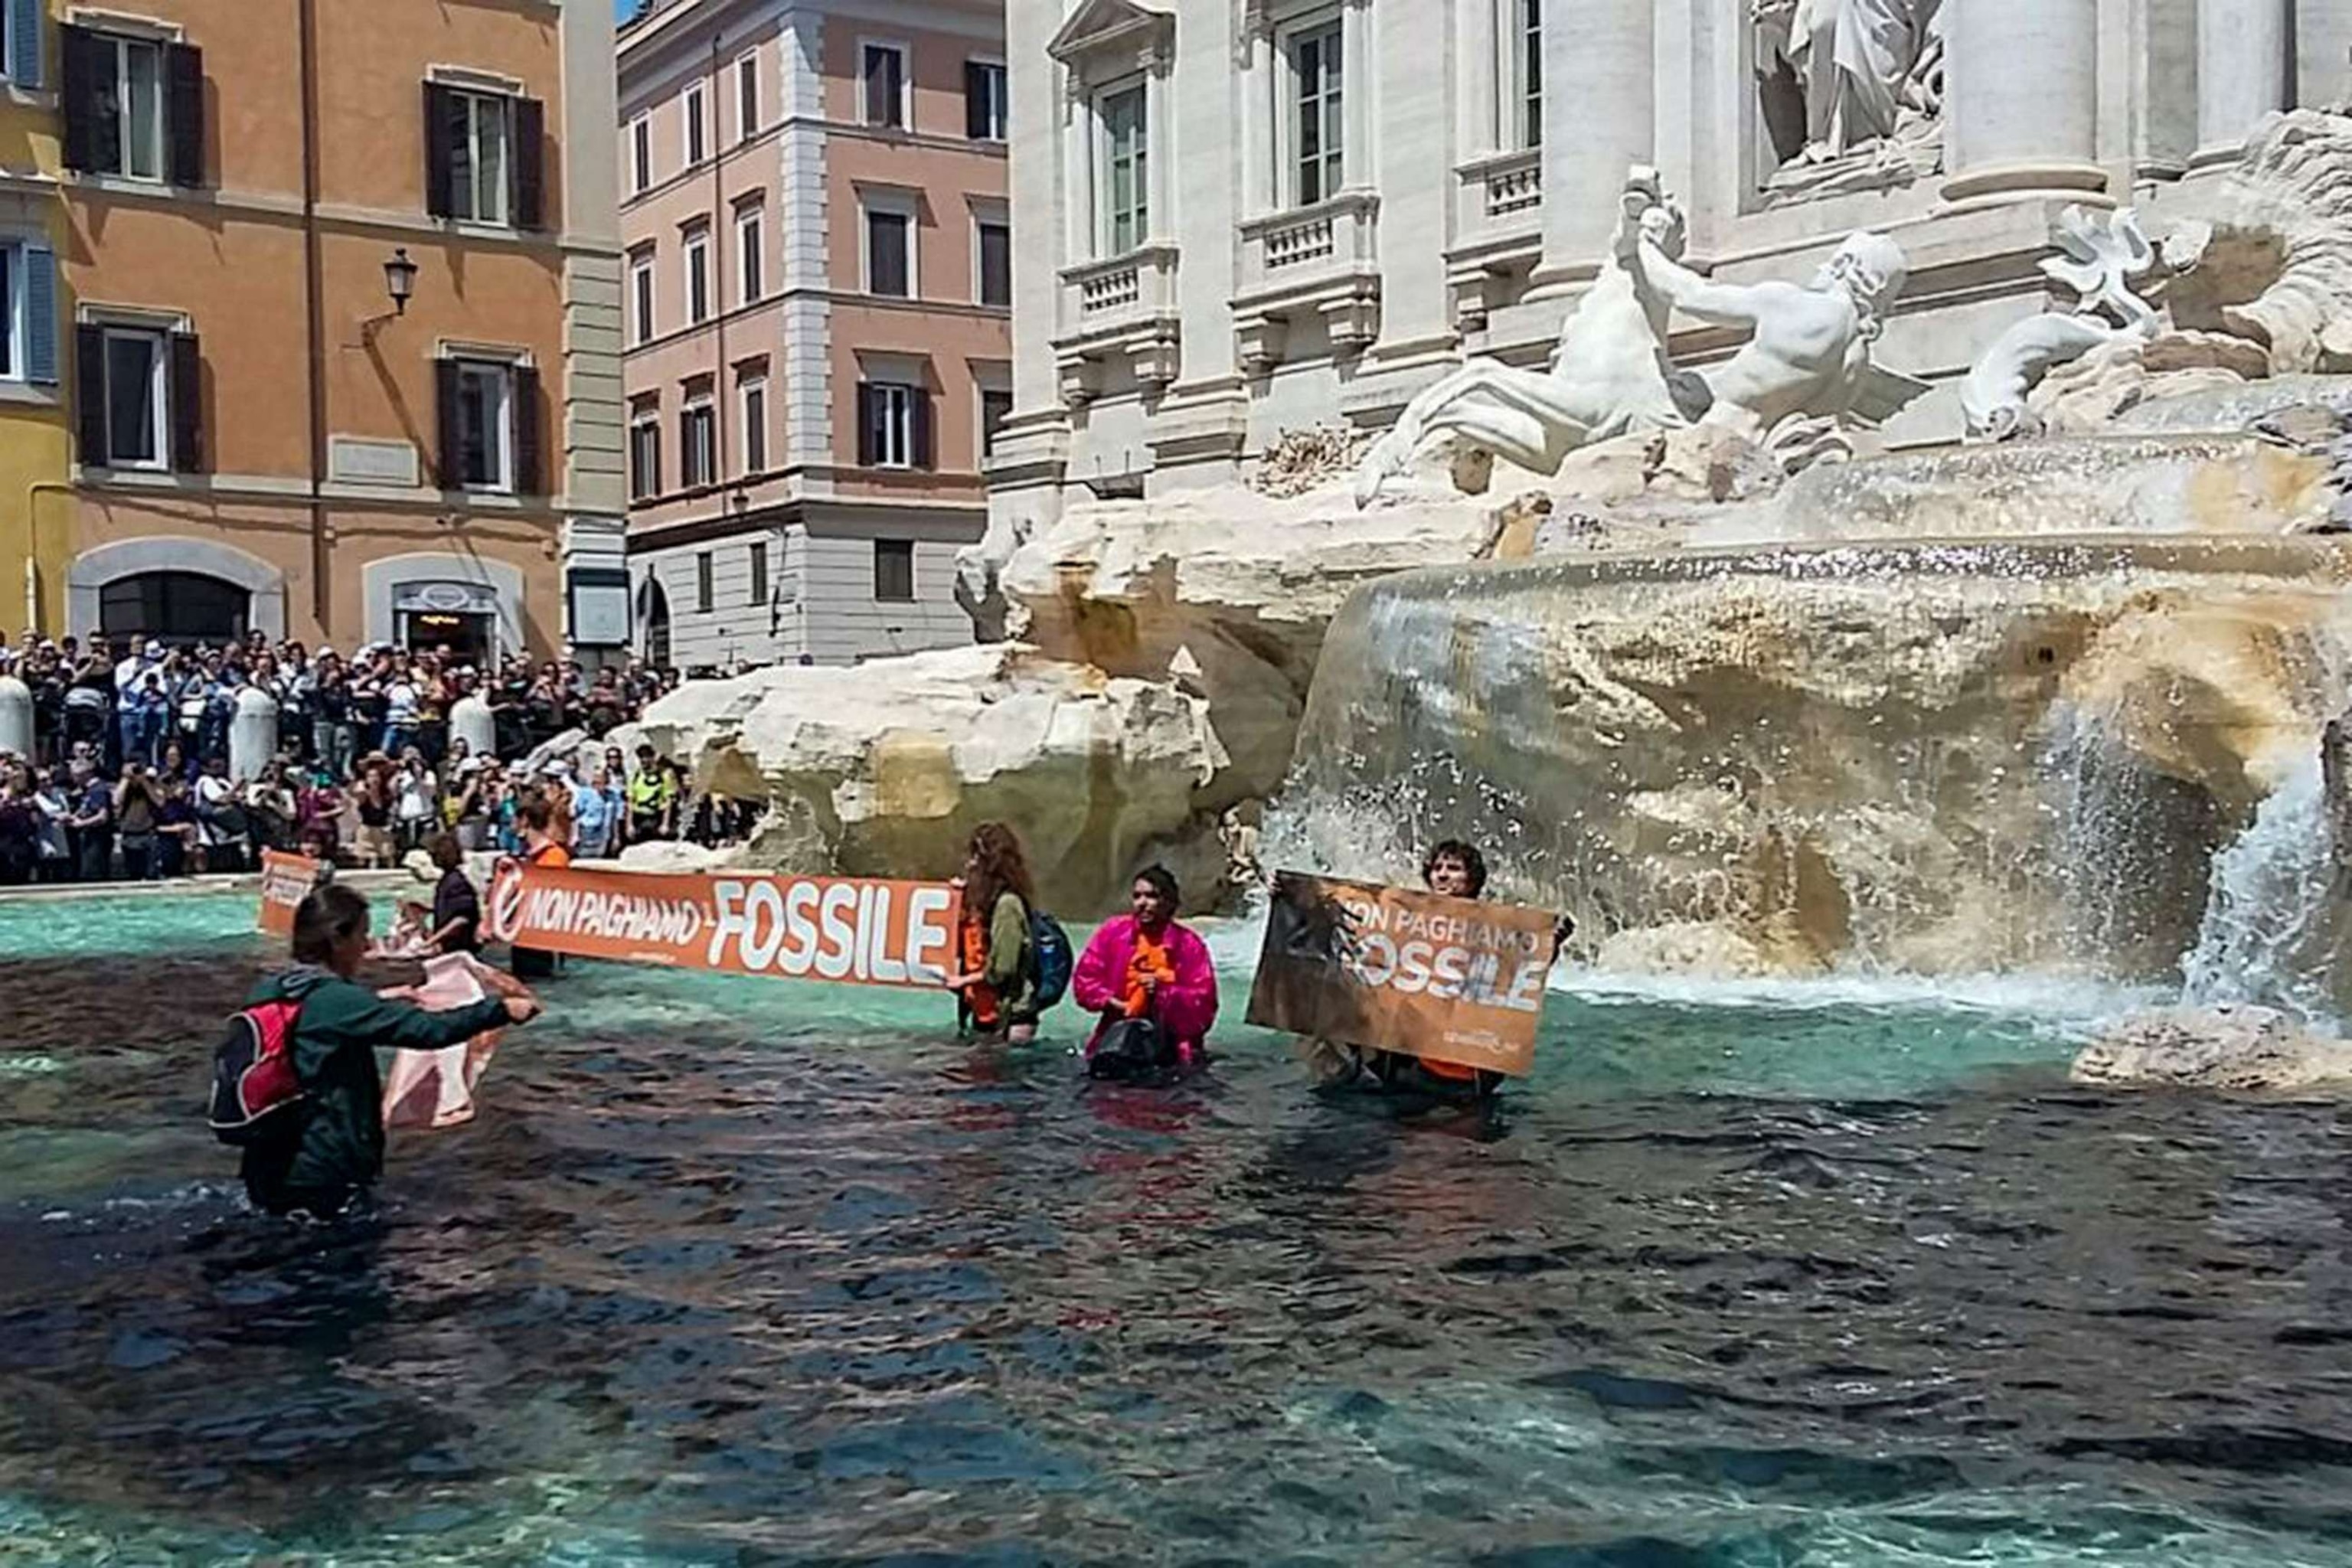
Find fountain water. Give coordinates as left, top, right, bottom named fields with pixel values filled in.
left=2180, top=753, right=2344, bottom=1023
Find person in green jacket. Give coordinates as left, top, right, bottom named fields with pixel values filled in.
left=240, top=882, right=540, bottom=1218
left=946, top=821, right=1038, bottom=1044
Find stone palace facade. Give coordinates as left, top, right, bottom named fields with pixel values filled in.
left=987, top=0, right=2352, bottom=533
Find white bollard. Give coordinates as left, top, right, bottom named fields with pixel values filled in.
left=451, top=691, right=498, bottom=760
left=0, top=674, right=31, bottom=761
left=228, top=684, right=279, bottom=782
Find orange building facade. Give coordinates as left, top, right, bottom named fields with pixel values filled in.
left=619, top=0, right=1007, bottom=668
left=24, top=0, right=625, bottom=661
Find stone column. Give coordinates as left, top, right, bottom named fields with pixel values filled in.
left=2301, top=0, right=2352, bottom=112
left=2195, top=0, right=2295, bottom=168
left=1942, top=0, right=2109, bottom=206
left=1526, top=0, right=1652, bottom=298
left=1143, top=51, right=1171, bottom=237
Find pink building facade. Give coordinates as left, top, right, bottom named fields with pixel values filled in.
left=619, top=0, right=1008, bottom=668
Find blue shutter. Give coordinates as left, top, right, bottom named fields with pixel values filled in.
left=21, top=244, right=56, bottom=386
left=8, top=0, right=40, bottom=89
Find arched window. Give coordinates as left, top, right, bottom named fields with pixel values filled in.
left=637, top=574, right=671, bottom=668
left=98, top=571, right=250, bottom=645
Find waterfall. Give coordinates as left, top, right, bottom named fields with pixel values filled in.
left=2180, top=754, right=2341, bottom=1024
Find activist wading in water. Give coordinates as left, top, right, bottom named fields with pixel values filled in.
left=943, top=822, right=1075, bottom=1046
left=1272, top=841, right=1570, bottom=1101
left=947, top=822, right=1040, bottom=1044
left=1071, top=866, right=1220, bottom=1082
left=214, top=883, right=541, bottom=1219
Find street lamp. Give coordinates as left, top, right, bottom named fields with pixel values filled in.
left=383, top=247, right=420, bottom=316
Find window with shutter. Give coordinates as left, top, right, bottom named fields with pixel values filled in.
left=740, top=376, right=767, bottom=474
left=73, top=324, right=104, bottom=459
left=874, top=540, right=915, bottom=603
left=76, top=322, right=171, bottom=469
left=864, top=207, right=910, bottom=298
left=514, top=97, right=546, bottom=230
left=861, top=44, right=905, bottom=129
left=423, top=83, right=455, bottom=217
left=910, top=388, right=933, bottom=469
left=964, top=60, right=1006, bottom=142
left=0, top=248, right=14, bottom=380
left=439, top=358, right=516, bottom=492
left=978, top=220, right=1011, bottom=308
left=859, top=381, right=916, bottom=469
left=737, top=205, right=764, bottom=306
left=684, top=227, right=711, bottom=324
left=629, top=412, right=661, bottom=501
left=981, top=389, right=1012, bottom=456
left=165, top=43, right=203, bottom=188
left=445, top=90, right=514, bottom=226
left=18, top=245, right=56, bottom=386
left=630, top=248, right=656, bottom=345
left=65, top=29, right=168, bottom=182
left=7, top=0, right=43, bottom=90
left=511, top=364, right=542, bottom=494
left=737, top=54, right=759, bottom=143
left=168, top=331, right=201, bottom=472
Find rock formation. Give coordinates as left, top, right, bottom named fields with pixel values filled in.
left=626, top=644, right=1231, bottom=915
left=991, top=481, right=1534, bottom=811
left=1279, top=539, right=2352, bottom=978
left=2072, top=1004, right=2352, bottom=1091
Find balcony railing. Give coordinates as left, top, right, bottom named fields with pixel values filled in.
left=1446, top=148, right=1544, bottom=332
left=1054, top=243, right=1182, bottom=403
left=1238, top=191, right=1380, bottom=299
left=1058, top=243, right=1179, bottom=338
left=1454, top=147, right=1543, bottom=239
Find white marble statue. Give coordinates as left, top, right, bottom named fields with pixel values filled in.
left=1625, top=201, right=1913, bottom=445
left=1354, top=170, right=1693, bottom=506
left=1755, top=0, right=1945, bottom=165
left=1357, top=170, right=1916, bottom=506
left=1960, top=207, right=2161, bottom=442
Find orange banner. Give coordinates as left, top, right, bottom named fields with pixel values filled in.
left=480, top=860, right=962, bottom=987
left=256, top=850, right=326, bottom=937
left=1245, top=872, right=1557, bottom=1076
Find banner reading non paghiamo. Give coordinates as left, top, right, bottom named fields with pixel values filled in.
left=1246, top=871, right=1557, bottom=1076
left=480, top=860, right=961, bottom=987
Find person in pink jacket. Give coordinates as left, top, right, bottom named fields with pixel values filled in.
left=1072, top=865, right=1220, bottom=1073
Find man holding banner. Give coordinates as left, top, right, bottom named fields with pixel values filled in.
left=1249, top=841, right=1570, bottom=1100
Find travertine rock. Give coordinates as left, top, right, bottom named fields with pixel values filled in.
left=2072, top=1005, right=2352, bottom=1091
left=628, top=643, right=1232, bottom=915
left=995, top=482, right=1517, bottom=807
left=1282, top=538, right=2352, bottom=978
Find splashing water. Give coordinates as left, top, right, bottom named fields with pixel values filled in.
left=2180, top=753, right=2342, bottom=1024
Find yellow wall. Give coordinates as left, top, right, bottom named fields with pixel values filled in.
left=0, top=14, right=68, bottom=635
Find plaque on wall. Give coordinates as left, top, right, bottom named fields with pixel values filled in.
left=328, top=436, right=423, bottom=488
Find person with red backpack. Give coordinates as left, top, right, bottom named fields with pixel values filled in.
left=222, top=882, right=540, bottom=1218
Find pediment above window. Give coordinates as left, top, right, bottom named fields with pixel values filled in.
left=1046, top=0, right=1174, bottom=70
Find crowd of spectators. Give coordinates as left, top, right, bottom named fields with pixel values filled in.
left=0, top=629, right=753, bottom=887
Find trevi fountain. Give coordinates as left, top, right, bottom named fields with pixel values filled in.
left=624, top=103, right=2352, bottom=1061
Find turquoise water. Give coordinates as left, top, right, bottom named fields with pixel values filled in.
left=3, top=893, right=2350, bottom=1565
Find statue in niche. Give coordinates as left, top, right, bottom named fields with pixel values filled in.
left=1753, top=0, right=1945, bottom=203
left=1357, top=168, right=1921, bottom=506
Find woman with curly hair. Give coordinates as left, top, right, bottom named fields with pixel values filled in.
left=949, top=822, right=1040, bottom=1043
